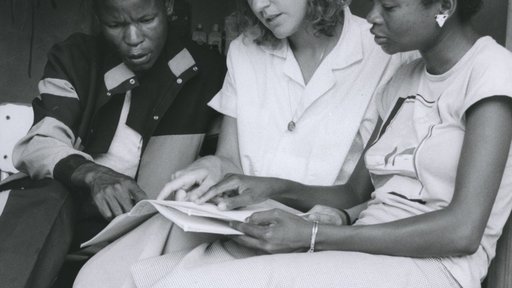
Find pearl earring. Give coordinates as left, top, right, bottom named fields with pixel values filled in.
left=435, top=14, right=448, bottom=28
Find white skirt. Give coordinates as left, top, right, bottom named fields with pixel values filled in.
left=74, top=214, right=461, bottom=288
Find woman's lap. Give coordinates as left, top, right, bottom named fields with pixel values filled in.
left=75, top=215, right=461, bottom=288
left=135, top=240, right=461, bottom=288
left=73, top=214, right=221, bottom=288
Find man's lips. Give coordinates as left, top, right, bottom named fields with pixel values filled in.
left=126, top=53, right=150, bottom=65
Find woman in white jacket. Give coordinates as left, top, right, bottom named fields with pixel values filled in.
left=74, top=0, right=417, bottom=287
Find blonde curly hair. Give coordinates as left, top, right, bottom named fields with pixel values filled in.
left=232, top=0, right=350, bottom=47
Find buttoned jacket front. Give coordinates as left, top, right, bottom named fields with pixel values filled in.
left=13, top=28, right=226, bottom=197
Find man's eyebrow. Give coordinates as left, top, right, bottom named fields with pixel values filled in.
left=99, top=13, right=123, bottom=21
left=138, top=12, right=158, bottom=19
left=99, top=17, right=120, bottom=23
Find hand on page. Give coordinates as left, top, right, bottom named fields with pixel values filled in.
left=73, top=162, right=147, bottom=220
left=196, top=174, right=286, bottom=210
left=230, top=209, right=311, bottom=254
left=158, top=156, right=223, bottom=201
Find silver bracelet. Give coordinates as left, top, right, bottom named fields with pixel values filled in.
left=340, top=209, right=352, bottom=225
left=308, top=221, right=319, bottom=253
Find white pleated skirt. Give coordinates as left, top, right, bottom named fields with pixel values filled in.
left=74, top=214, right=461, bottom=288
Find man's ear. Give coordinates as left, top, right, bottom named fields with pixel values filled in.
left=164, top=0, right=175, bottom=16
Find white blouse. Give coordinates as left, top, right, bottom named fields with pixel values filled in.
left=209, top=8, right=413, bottom=185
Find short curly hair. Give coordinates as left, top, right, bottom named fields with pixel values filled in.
left=231, top=0, right=350, bottom=47
left=421, top=0, right=482, bottom=22
left=90, top=0, right=169, bottom=14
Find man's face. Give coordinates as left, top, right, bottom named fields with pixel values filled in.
left=97, top=0, right=170, bottom=72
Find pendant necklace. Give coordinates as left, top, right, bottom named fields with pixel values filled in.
left=287, top=44, right=328, bottom=132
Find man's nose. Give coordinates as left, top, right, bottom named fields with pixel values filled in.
left=123, top=25, right=144, bottom=47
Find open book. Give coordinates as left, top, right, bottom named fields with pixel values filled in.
left=81, top=199, right=300, bottom=247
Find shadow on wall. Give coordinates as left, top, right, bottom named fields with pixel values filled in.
left=0, top=0, right=94, bottom=104
left=0, top=0, right=508, bottom=104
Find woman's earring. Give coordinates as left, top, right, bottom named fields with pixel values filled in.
left=435, top=14, right=448, bottom=28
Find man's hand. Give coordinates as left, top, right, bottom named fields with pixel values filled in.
left=72, top=162, right=147, bottom=220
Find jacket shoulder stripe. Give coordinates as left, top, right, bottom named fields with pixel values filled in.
left=168, top=49, right=196, bottom=77
left=38, top=78, right=78, bottom=99
left=104, top=63, right=135, bottom=91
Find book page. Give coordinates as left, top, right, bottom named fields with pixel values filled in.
left=152, top=204, right=243, bottom=235
left=155, top=199, right=301, bottom=222
left=82, top=199, right=300, bottom=247
left=81, top=207, right=155, bottom=247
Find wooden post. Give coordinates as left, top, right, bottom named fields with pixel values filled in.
left=485, top=6, right=512, bottom=288
left=507, top=0, right=512, bottom=50
left=485, top=215, right=512, bottom=288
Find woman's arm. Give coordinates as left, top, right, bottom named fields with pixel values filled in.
left=322, top=96, right=512, bottom=257
left=272, top=118, right=384, bottom=211
left=195, top=119, right=383, bottom=211
left=158, top=116, right=242, bottom=200
left=273, top=151, right=373, bottom=211
left=233, top=96, right=512, bottom=257
left=214, top=115, right=243, bottom=175
left=194, top=148, right=373, bottom=211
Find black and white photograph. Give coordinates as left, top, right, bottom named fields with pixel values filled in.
left=0, top=0, right=511, bottom=287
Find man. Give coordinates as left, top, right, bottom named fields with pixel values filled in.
left=0, top=0, right=225, bottom=287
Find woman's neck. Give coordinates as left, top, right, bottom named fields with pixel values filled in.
left=288, top=20, right=343, bottom=55
left=288, top=22, right=344, bottom=84
left=421, top=23, right=480, bottom=75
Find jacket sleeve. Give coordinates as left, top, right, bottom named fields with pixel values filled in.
left=12, top=35, right=95, bottom=181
